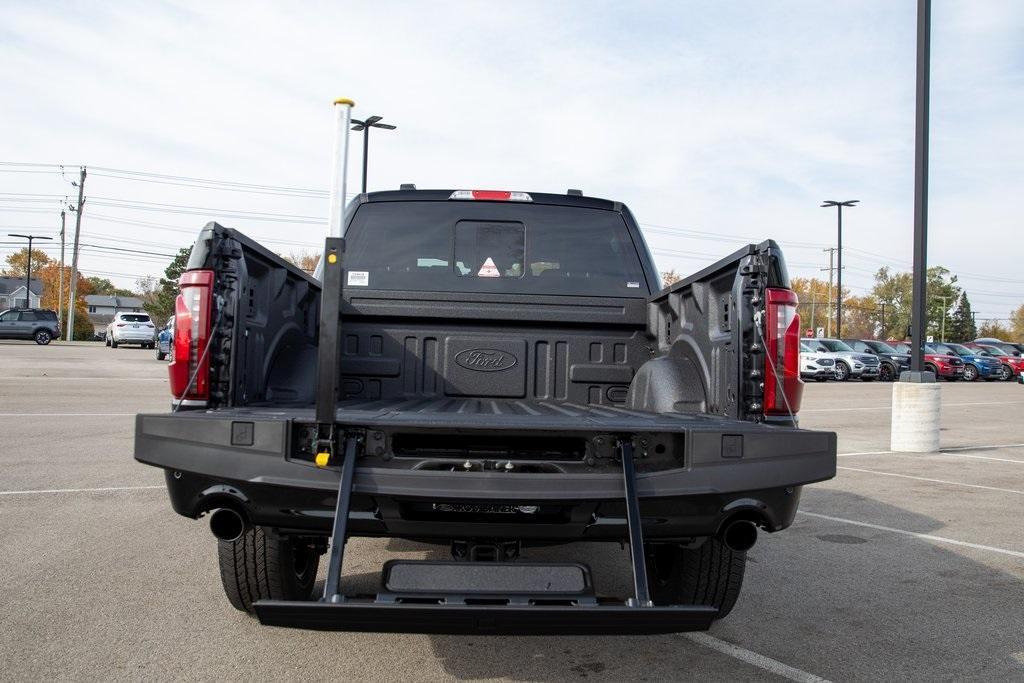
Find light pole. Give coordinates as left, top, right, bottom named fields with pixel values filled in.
left=351, top=116, right=397, bottom=194
left=7, top=233, right=53, bottom=308
left=820, top=199, right=859, bottom=338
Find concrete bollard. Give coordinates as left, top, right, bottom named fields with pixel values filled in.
left=890, top=377, right=941, bottom=452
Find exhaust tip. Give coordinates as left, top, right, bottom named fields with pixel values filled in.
left=209, top=508, right=247, bottom=542
left=722, top=519, right=758, bottom=552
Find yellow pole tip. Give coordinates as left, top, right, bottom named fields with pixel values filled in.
left=333, top=98, right=355, bottom=107
left=315, top=452, right=330, bottom=467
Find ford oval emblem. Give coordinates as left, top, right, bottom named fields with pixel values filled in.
left=455, top=348, right=518, bottom=372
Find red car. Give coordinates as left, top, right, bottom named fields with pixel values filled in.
left=964, top=343, right=1024, bottom=381
left=891, top=343, right=965, bottom=380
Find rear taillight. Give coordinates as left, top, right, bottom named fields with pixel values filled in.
left=169, top=269, right=214, bottom=403
left=764, top=288, right=803, bottom=416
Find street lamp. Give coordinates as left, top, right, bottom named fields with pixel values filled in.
left=7, top=233, right=53, bottom=308
left=351, top=115, right=397, bottom=194
left=820, top=199, right=859, bottom=338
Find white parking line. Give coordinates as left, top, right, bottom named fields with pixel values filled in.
left=798, top=511, right=1024, bottom=559
left=837, top=466, right=1024, bottom=495
left=682, top=633, right=832, bottom=683
left=0, top=485, right=163, bottom=496
left=803, top=400, right=1024, bottom=413
left=838, top=445, right=1024, bottom=464
left=0, top=413, right=136, bottom=417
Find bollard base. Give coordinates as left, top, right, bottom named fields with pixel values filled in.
left=891, top=376, right=941, bottom=452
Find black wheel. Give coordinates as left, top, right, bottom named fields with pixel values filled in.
left=105, top=336, right=111, bottom=347
left=644, top=537, right=746, bottom=620
left=111, top=339, right=119, bottom=348
left=879, top=363, right=895, bottom=382
left=1000, top=365, right=1013, bottom=381
left=835, top=362, right=851, bottom=381
left=217, top=526, right=320, bottom=614
left=33, top=329, right=52, bottom=345
left=925, top=363, right=937, bottom=377
left=963, top=365, right=979, bottom=382
left=156, top=350, right=167, bottom=360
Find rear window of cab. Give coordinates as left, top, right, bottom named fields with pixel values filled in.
left=343, top=201, right=649, bottom=297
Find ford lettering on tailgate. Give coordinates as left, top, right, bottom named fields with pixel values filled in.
left=454, top=348, right=517, bottom=372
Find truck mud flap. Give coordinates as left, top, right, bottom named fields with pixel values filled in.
left=253, top=600, right=717, bottom=635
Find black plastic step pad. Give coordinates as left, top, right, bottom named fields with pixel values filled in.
left=383, top=561, right=591, bottom=595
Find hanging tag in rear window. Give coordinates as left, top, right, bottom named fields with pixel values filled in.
left=347, top=271, right=369, bottom=286
left=477, top=257, right=501, bottom=277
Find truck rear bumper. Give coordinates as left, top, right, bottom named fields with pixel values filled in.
left=135, top=407, right=836, bottom=541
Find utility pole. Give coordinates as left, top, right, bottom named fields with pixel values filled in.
left=7, top=234, right=53, bottom=307
left=879, top=302, right=887, bottom=339
left=821, top=248, right=837, bottom=337
left=58, top=207, right=66, bottom=332
left=66, top=167, right=86, bottom=341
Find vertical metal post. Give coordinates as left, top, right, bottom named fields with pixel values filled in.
left=836, top=205, right=843, bottom=338
left=620, top=439, right=652, bottom=607
left=58, top=209, right=66, bottom=331
left=910, top=0, right=931, bottom=374
left=880, top=303, right=887, bottom=338
left=361, top=127, right=369, bottom=194
left=24, top=235, right=33, bottom=308
left=327, top=99, right=355, bottom=239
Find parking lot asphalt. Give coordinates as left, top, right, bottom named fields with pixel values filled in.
left=1, top=341, right=1022, bottom=682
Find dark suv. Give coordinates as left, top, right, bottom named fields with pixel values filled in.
left=842, top=339, right=910, bottom=382
left=0, top=308, right=59, bottom=345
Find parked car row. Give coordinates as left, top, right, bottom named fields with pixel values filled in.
left=799, top=336, right=1024, bottom=382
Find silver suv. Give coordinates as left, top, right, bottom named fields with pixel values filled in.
left=802, top=338, right=880, bottom=381
left=0, top=308, right=59, bottom=345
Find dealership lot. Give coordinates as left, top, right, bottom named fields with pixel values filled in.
left=1, top=342, right=1022, bottom=681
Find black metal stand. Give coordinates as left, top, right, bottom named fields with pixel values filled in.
left=314, top=238, right=344, bottom=457
left=322, top=436, right=361, bottom=603
left=620, top=439, right=652, bottom=607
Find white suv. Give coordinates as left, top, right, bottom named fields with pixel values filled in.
left=106, top=312, right=156, bottom=349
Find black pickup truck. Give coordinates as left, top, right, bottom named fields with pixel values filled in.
left=135, top=188, right=835, bottom=634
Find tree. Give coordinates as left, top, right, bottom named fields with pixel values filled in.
left=86, top=276, right=136, bottom=298
left=842, top=294, right=881, bottom=339
left=1008, top=304, right=1024, bottom=341
left=869, top=265, right=961, bottom=341
left=3, top=247, right=53, bottom=277
left=926, top=266, right=961, bottom=342
left=790, top=277, right=851, bottom=337
left=661, top=270, right=682, bottom=287
left=284, top=250, right=321, bottom=275
left=978, top=320, right=1012, bottom=339
left=946, top=293, right=977, bottom=343
left=143, top=247, right=192, bottom=323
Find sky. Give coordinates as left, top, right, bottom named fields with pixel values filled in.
left=1, top=0, right=1021, bottom=322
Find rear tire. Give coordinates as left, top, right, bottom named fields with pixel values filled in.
left=33, top=329, right=52, bottom=345
left=645, top=537, right=746, bottom=620
left=111, top=339, right=119, bottom=348
left=879, top=363, right=895, bottom=382
left=105, top=336, right=111, bottom=347
left=217, top=526, right=320, bottom=614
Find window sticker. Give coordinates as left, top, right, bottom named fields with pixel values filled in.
left=347, top=270, right=369, bottom=286
left=477, top=257, right=501, bottom=278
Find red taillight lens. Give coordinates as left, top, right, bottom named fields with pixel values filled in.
left=168, top=269, right=213, bottom=403
left=764, top=288, right=803, bottom=416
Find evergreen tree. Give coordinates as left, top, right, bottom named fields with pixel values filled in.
left=947, top=293, right=977, bottom=343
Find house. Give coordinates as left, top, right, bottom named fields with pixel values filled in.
left=0, top=277, right=42, bottom=310
left=85, top=294, right=147, bottom=336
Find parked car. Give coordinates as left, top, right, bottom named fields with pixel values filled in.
left=927, top=342, right=1002, bottom=382
left=890, top=342, right=965, bottom=380
left=803, top=338, right=880, bottom=381
left=799, top=339, right=837, bottom=381
left=134, top=188, right=836, bottom=632
left=105, top=312, right=156, bottom=348
left=963, top=342, right=1023, bottom=381
left=0, top=308, right=59, bottom=345
left=156, top=316, right=174, bottom=361
left=842, top=339, right=910, bottom=382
